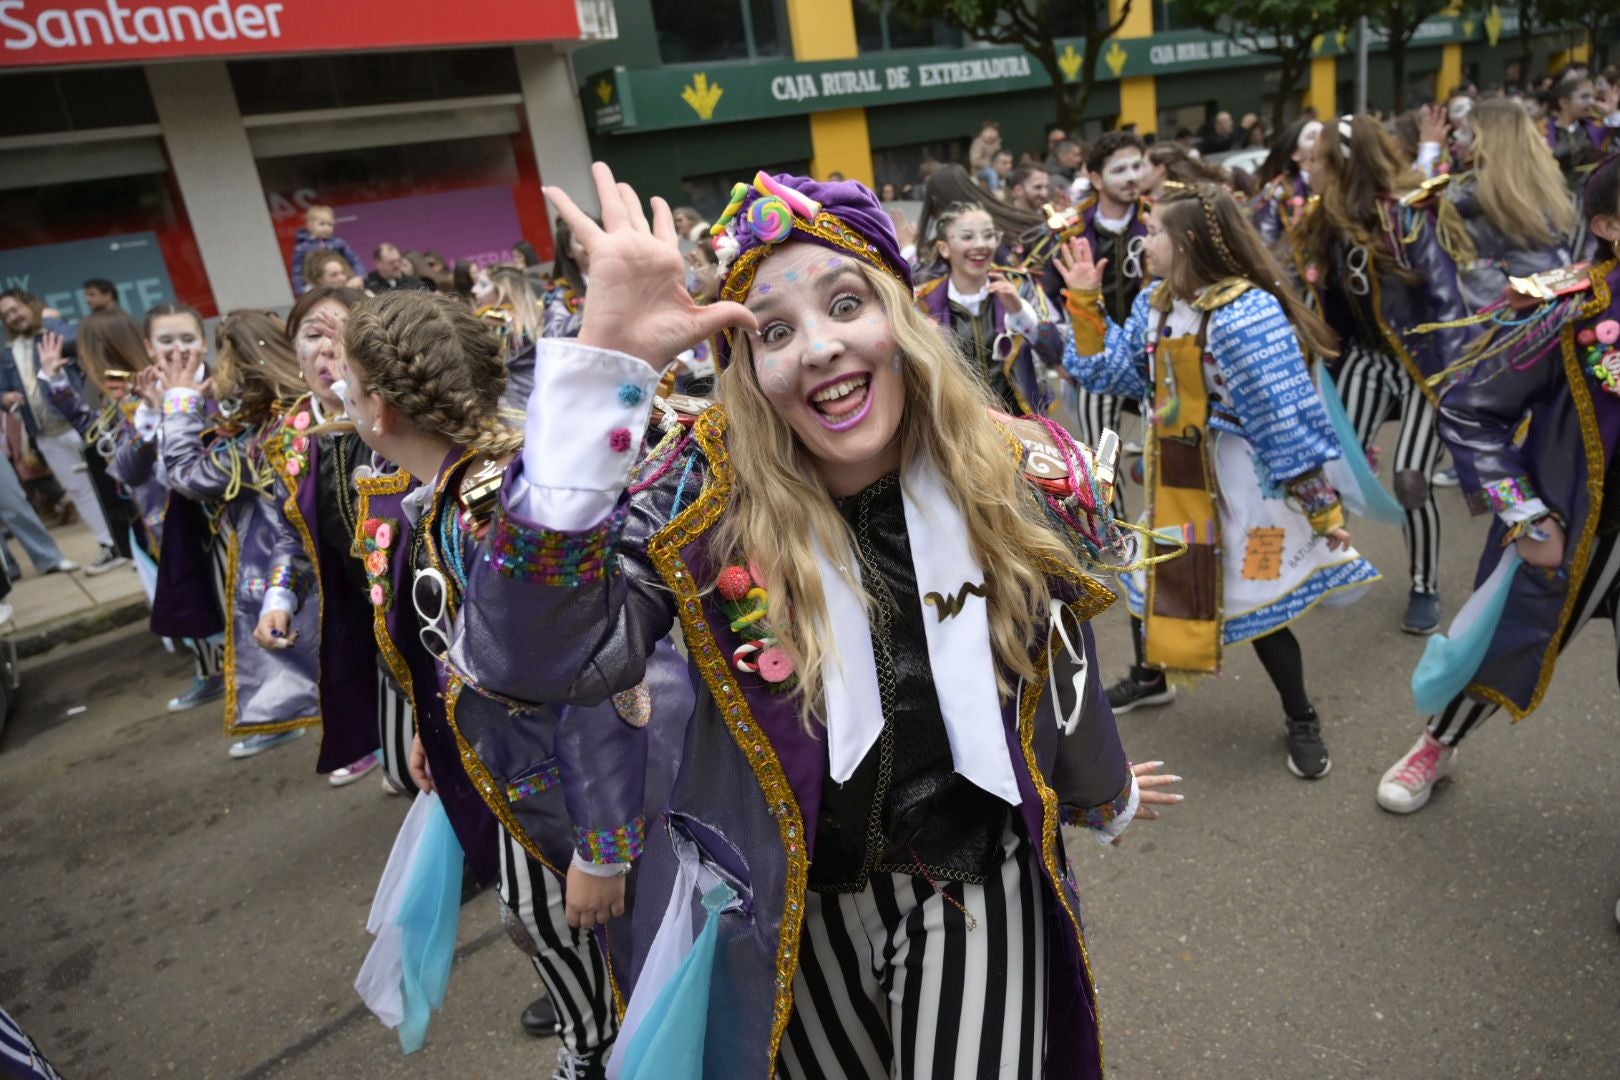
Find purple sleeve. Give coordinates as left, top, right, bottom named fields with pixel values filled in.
left=158, top=392, right=237, bottom=503
left=1437, top=327, right=1561, bottom=517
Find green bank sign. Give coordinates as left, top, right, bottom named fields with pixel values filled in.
left=583, top=15, right=1497, bottom=134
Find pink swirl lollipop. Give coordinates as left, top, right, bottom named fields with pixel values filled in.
left=747, top=195, right=794, bottom=244
left=752, top=172, right=822, bottom=220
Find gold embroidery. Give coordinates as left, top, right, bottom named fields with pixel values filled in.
left=922, top=581, right=989, bottom=620
left=355, top=469, right=417, bottom=720
left=1466, top=259, right=1615, bottom=721
left=220, top=524, right=318, bottom=736
left=443, top=677, right=562, bottom=877
left=264, top=393, right=324, bottom=730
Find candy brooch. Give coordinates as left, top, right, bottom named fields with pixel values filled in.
left=361, top=517, right=397, bottom=609
left=1579, top=319, right=1620, bottom=398
left=278, top=408, right=313, bottom=479
left=718, top=563, right=797, bottom=691
left=710, top=171, right=824, bottom=255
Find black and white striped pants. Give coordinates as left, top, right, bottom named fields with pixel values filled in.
left=1, top=1005, right=65, bottom=1080
left=1429, top=531, right=1620, bottom=746
left=376, top=670, right=417, bottom=795
left=1338, top=346, right=1444, bottom=594
left=186, top=535, right=233, bottom=679
left=779, top=829, right=1049, bottom=1080
left=496, top=828, right=617, bottom=1058
left=1074, top=387, right=1129, bottom=516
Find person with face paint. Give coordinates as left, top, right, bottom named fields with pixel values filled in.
left=1060, top=184, right=1379, bottom=777
left=1545, top=73, right=1620, bottom=192
left=1293, top=115, right=1476, bottom=636
left=339, top=290, right=692, bottom=1079
left=157, top=312, right=322, bottom=759
left=243, top=286, right=388, bottom=788
left=1376, top=155, right=1620, bottom=816
left=1252, top=117, right=1324, bottom=249
left=450, top=164, right=1180, bottom=1079
left=914, top=202, right=1066, bottom=417
left=1445, top=97, right=1577, bottom=312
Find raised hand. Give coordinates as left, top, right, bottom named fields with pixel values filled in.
left=156, top=344, right=209, bottom=396
left=1418, top=103, right=1449, bottom=146
left=1054, top=237, right=1107, bottom=293
left=544, top=163, right=757, bottom=370
left=37, top=331, right=68, bottom=378
left=134, top=367, right=164, bottom=410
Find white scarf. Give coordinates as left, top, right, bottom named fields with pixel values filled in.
left=817, top=455, right=1022, bottom=806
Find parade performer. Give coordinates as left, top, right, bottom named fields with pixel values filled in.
left=915, top=202, right=1065, bottom=416
left=544, top=216, right=589, bottom=339
left=341, top=290, right=690, bottom=1078
left=481, top=266, right=547, bottom=408
left=1545, top=72, right=1620, bottom=192
left=247, top=286, right=385, bottom=787
left=1294, top=115, right=1475, bottom=635
left=157, top=312, right=320, bottom=759
left=1376, top=157, right=1620, bottom=814
left=450, top=163, right=1178, bottom=1079
left=1446, top=97, right=1576, bottom=312
left=1061, top=184, right=1379, bottom=778
left=1252, top=117, right=1323, bottom=249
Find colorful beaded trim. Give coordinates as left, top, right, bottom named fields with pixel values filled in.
left=1576, top=319, right=1620, bottom=398
left=574, top=817, right=645, bottom=864
left=1467, top=475, right=1538, bottom=516
left=1060, top=778, right=1134, bottom=832
left=163, top=391, right=205, bottom=418
left=267, top=563, right=302, bottom=592
left=486, top=501, right=627, bottom=587
left=507, top=763, right=561, bottom=804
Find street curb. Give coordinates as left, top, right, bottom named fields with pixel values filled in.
left=9, top=597, right=151, bottom=660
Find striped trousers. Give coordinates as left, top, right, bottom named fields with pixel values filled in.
left=496, top=828, right=618, bottom=1058
left=186, top=533, right=232, bottom=679
left=1074, top=387, right=1129, bottom=517
left=1430, top=531, right=1620, bottom=746
left=1338, top=346, right=1444, bottom=594
left=376, top=669, right=418, bottom=795
left=779, top=829, right=1049, bottom=1080
left=1, top=1006, right=64, bottom=1080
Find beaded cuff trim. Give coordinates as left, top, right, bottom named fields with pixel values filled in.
left=267, top=564, right=302, bottom=592
left=487, top=501, right=628, bottom=587
left=507, top=763, right=562, bottom=804
left=1467, top=475, right=1538, bottom=515
left=1060, top=780, right=1133, bottom=832
left=574, top=817, right=645, bottom=864
left=164, top=391, right=205, bottom=418
left=1289, top=471, right=1343, bottom=534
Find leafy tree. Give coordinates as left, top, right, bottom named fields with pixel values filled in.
left=1176, top=0, right=1358, bottom=130
left=1541, top=0, right=1618, bottom=70
left=1356, top=0, right=1453, bottom=110
left=882, top=0, right=1136, bottom=132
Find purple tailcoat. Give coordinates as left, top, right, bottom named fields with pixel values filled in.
left=916, top=272, right=1063, bottom=416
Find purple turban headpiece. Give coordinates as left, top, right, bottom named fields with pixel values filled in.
left=711, top=172, right=912, bottom=366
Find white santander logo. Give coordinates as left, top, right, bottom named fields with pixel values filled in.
left=0, top=0, right=287, bottom=50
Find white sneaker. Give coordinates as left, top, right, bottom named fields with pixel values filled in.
left=228, top=727, right=307, bottom=759
left=1376, top=732, right=1455, bottom=814
left=45, top=558, right=79, bottom=575
left=0, top=600, right=13, bottom=628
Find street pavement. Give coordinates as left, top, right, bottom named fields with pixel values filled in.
left=2, top=466, right=1618, bottom=1078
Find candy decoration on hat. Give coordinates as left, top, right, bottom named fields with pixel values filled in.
left=746, top=196, right=795, bottom=244
left=752, top=172, right=822, bottom=220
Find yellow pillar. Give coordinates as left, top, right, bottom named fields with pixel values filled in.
left=1111, top=0, right=1156, bottom=136
left=784, top=0, right=873, bottom=185
left=1436, top=43, right=1463, bottom=99
left=1306, top=55, right=1338, bottom=118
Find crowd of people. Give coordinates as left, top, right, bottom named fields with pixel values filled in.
left=3, top=53, right=1619, bottom=1080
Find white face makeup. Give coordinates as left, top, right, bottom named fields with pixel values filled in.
left=744, top=242, right=905, bottom=496
left=146, top=313, right=205, bottom=370
left=294, top=299, right=348, bottom=412
left=1293, top=120, right=1323, bottom=165
left=1090, top=148, right=1146, bottom=210
left=939, top=209, right=998, bottom=284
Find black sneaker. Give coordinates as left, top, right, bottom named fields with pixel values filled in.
left=1401, top=590, right=1442, bottom=635
left=1285, top=709, right=1332, bottom=779
left=522, top=994, right=559, bottom=1038
left=84, top=545, right=129, bottom=576
left=1106, top=673, right=1177, bottom=715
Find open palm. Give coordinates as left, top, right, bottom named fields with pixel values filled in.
left=546, top=163, right=757, bottom=370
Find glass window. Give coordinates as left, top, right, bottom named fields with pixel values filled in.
left=229, top=49, right=519, bottom=115
left=0, top=67, right=156, bottom=137
left=855, top=2, right=962, bottom=53
left=652, top=0, right=787, bottom=63
left=855, top=0, right=886, bottom=53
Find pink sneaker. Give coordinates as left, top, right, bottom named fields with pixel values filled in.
left=329, top=750, right=382, bottom=788
left=1376, top=733, right=1455, bottom=814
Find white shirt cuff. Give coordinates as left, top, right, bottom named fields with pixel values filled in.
left=1499, top=497, right=1550, bottom=526
left=134, top=403, right=160, bottom=442
left=1091, top=774, right=1141, bottom=846
left=259, top=586, right=298, bottom=619
left=43, top=370, right=69, bottom=390
left=1005, top=299, right=1040, bottom=337
left=513, top=339, right=659, bottom=530
left=571, top=851, right=631, bottom=877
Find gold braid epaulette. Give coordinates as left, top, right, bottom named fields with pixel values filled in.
left=1192, top=277, right=1255, bottom=311
left=1398, top=172, right=1455, bottom=207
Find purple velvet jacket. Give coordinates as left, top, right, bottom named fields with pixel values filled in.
left=450, top=404, right=1131, bottom=1079
left=915, top=271, right=1065, bottom=417
left=1442, top=259, right=1620, bottom=718
left=160, top=392, right=320, bottom=737
left=45, top=382, right=168, bottom=555
left=1252, top=173, right=1310, bottom=250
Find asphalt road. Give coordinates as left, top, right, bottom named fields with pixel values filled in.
left=2, top=472, right=1618, bottom=1079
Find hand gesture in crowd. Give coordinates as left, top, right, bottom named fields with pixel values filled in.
left=37, top=331, right=68, bottom=378
left=1112, top=760, right=1183, bottom=845
left=1054, top=237, right=1107, bottom=293
left=544, top=162, right=757, bottom=370
left=1515, top=516, right=1565, bottom=569
left=987, top=271, right=1022, bottom=307
left=156, top=341, right=210, bottom=397
left=134, top=367, right=164, bottom=410
left=889, top=207, right=917, bottom=251
left=565, top=864, right=628, bottom=928
left=1325, top=527, right=1354, bottom=552
left=1418, top=103, right=1449, bottom=145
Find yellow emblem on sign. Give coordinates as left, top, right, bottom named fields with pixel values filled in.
left=1461, top=18, right=1476, bottom=38
left=682, top=73, right=724, bottom=121
left=1059, top=44, right=1083, bottom=82
left=1310, top=33, right=1325, bottom=55
left=1104, top=41, right=1128, bottom=78
left=595, top=79, right=614, bottom=105
left=1484, top=5, right=1503, bottom=46
left=1333, top=27, right=1349, bottom=51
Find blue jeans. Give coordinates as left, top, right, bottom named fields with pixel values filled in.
left=0, top=454, right=64, bottom=577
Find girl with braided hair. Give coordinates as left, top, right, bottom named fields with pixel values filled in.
left=340, top=289, right=692, bottom=1079
left=156, top=311, right=322, bottom=759
left=1060, top=182, right=1380, bottom=779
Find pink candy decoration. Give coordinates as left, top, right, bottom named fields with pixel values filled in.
left=286, top=458, right=302, bottom=476
left=752, top=171, right=821, bottom=221
left=1596, top=319, right=1620, bottom=346
left=369, top=583, right=386, bottom=606
left=609, top=427, right=632, bottom=452
left=375, top=523, right=394, bottom=550
left=292, top=412, right=311, bottom=431
left=757, top=646, right=795, bottom=683
left=1578, top=328, right=1599, bottom=346
left=292, top=435, right=309, bottom=453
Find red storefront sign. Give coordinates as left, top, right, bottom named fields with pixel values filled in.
left=0, top=0, right=585, bottom=66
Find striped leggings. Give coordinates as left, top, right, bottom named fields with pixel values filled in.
left=1338, top=347, right=1444, bottom=594
left=496, top=828, right=617, bottom=1057
left=186, top=535, right=232, bottom=679
left=375, top=669, right=417, bottom=795
left=1429, top=531, right=1620, bottom=746
left=779, top=828, right=1049, bottom=1080
left=1074, top=386, right=1129, bottom=517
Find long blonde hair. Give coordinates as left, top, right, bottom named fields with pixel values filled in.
left=1469, top=97, right=1577, bottom=249
left=715, top=262, right=1083, bottom=724
left=486, top=266, right=544, bottom=346
left=213, top=311, right=306, bottom=429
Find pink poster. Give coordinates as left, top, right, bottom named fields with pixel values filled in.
left=332, top=185, right=524, bottom=273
